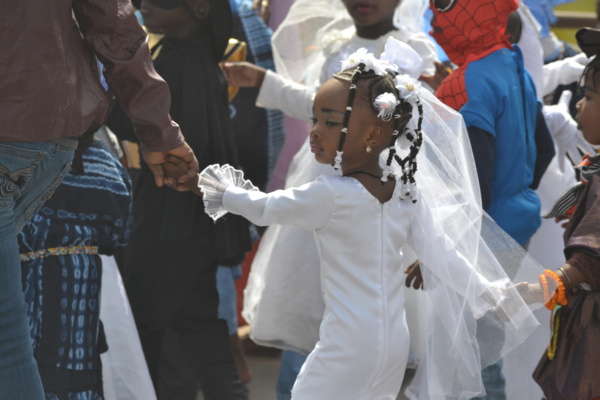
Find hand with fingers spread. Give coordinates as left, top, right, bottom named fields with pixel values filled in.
left=543, top=90, right=594, bottom=170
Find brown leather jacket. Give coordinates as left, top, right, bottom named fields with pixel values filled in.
left=0, top=0, right=184, bottom=152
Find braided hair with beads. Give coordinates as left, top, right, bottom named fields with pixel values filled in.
left=332, top=64, right=424, bottom=202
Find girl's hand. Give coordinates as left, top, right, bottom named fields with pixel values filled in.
left=404, top=260, right=424, bottom=290
left=220, top=61, right=267, bottom=88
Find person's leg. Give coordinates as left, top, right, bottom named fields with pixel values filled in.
left=0, top=140, right=74, bottom=400
left=124, top=232, right=247, bottom=400
left=276, top=350, right=307, bottom=400
left=175, top=259, right=248, bottom=400
left=478, top=360, right=506, bottom=400
left=475, top=314, right=507, bottom=400
left=157, top=330, right=198, bottom=400
left=216, top=265, right=252, bottom=384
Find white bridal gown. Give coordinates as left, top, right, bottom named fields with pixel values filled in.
left=221, top=174, right=443, bottom=399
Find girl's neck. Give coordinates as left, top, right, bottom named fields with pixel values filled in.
left=344, top=166, right=395, bottom=204
left=355, top=23, right=396, bottom=40
left=342, top=162, right=383, bottom=179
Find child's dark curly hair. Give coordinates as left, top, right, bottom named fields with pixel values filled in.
left=580, top=56, right=600, bottom=88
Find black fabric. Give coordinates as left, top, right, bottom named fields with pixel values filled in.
left=108, top=33, right=251, bottom=264
left=146, top=0, right=186, bottom=10
left=576, top=27, right=600, bottom=58
left=123, top=245, right=246, bottom=400
left=107, top=12, right=249, bottom=400
left=37, top=364, right=103, bottom=396
left=467, top=125, right=495, bottom=211
left=531, top=101, right=555, bottom=190
left=151, top=33, right=250, bottom=262
left=506, top=11, right=522, bottom=44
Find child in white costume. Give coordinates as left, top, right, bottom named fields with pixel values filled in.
left=221, top=0, right=438, bottom=356
left=168, top=39, right=548, bottom=399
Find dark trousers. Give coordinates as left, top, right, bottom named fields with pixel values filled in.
left=120, top=236, right=247, bottom=400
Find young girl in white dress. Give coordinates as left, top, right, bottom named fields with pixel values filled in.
left=221, top=0, right=439, bottom=359
left=166, top=38, right=548, bottom=399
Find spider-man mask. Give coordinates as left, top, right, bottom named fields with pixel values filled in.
left=430, top=0, right=517, bottom=67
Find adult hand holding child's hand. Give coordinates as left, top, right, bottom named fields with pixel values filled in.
left=143, top=141, right=199, bottom=190
left=162, top=154, right=202, bottom=195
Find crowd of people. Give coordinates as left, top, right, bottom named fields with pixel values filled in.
left=1, top=0, right=599, bottom=400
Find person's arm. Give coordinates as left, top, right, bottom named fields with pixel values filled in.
left=558, top=254, right=595, bottom=290
left=542, top=53, right=589, bottom=97
left=222, top=179, right=333, bottom=230
left=467, top=126, right=495, bottom=211
left=72, top=0, right=198, bottom=187
left=531, top=102, right=555, bottom=190
left=221, top=62, right=315, bottom=122
left=542, top=90, right=594, bottom=169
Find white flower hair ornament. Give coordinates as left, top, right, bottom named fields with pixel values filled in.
left=374, top=92, right=400, bottom=122
left=340, top=48, right=373, bottom=71
left=394, top=74, right=422, bottom=101
left=341, top=49, right=396, bottom=77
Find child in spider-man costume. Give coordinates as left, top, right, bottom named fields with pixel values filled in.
left=430, top=0, right=555, bottom=398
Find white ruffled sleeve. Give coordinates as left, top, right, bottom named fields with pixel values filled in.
left=200, top=164, right=334, bottom=231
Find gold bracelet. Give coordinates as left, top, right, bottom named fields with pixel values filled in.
left=558, top=267, right=573, bottom=289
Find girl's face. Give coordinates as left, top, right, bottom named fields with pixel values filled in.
left=342, top=0, right=398, bottom=39
left=576, top=71, right=600, bottom=146
left=310, top=78, right=377, bottom=170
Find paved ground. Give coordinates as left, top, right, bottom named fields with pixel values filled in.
left=196, top=342, right=413, bottom=400
left=196, top=345, right=280, bottom=400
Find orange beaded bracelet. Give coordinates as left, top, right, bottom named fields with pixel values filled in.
left=539, top=269, right=568, bottom=310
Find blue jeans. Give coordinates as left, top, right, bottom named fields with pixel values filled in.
left=477, top=360, right=506, bottom=400
left=276, top=350, right=307, bottom=400
left=217, top=265, right=242, bottom=336
left=0, top=140, right=74, bottom=400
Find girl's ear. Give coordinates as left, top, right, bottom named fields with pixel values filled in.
left=366, top=124, right=384, bottom=148
left=186, top=0, right=210, bottom=19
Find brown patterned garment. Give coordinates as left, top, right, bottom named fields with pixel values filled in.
left=533, top=173, right=600, bottom=400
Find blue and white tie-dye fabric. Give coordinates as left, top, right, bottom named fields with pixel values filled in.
left=19, top=140, right=132, bottom=400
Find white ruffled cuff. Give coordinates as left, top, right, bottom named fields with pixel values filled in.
left=198, top=164, right=258, bottom=221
